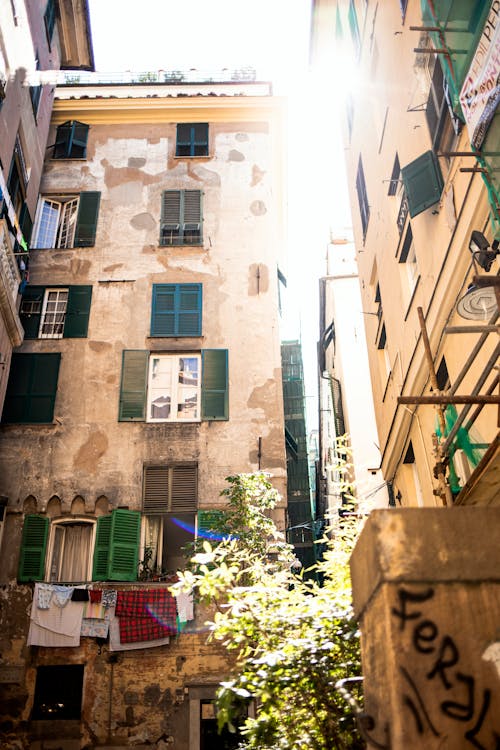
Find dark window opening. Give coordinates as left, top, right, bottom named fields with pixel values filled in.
left=356, top=157, right=370, bottom=239
left=388, top=154, right=401, bottom=196
left=176, top=123, right=209, bottom=157
left=53, top=121, right=89, bottom=159
left=32, top=665, right=84, bottom=720
left=403, top=441, right=415, bottom=464
left=436, top=356, right=450, bottom=391
left=200, top=699, right=246, bottom=750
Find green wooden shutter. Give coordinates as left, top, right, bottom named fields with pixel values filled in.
left=69, top=122, right=89, bottom=158
left=92, top=515, right=112, bottom=581
left=151, top=285, right=176, bottom=336
left=63, top=285, right=92, bottom=338
left=53, top=121, right=72, bottom=158
left=20, top=286, right=44, bottom=339
left=107, top=509, right=140, bottom=581
left=119, top=350, right=148, bottom=421
left=74, top=191, right=100, bottom=247
left=19, top=202, right=33, bottom=245
left=401, top=151, right=444, bottom=218
left=197, top=509, right=228, bottom=541
left=182, top=190, right=202, bottom=244
left=151, top=284, right=202, bottom=336
left=3, top=353, right=60, bottom=423
left=18, top=514, right=48, bottom=582
left=201, top=349, right=228, bottom=421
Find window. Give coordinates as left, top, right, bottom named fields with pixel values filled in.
left=399, top=0, right=409, bottom=21
left=3, top=353, right=60, bottom=423
left=142, top=464, right=197, bottom=573
left=44, top=0, right=57, bottom=46
left=388, top=154, right=401, bottom=196
left=32, top=192, right=100, bottom=248
left=436, top=356, right=450, bottom=391
left=30, top=54, right=42, bottom=117
left=118, top=349, right=228, bottom=422
left=176, top=123, right=209, bottom=157
left=52, top=121, right=89, bottom=159
left=356, top=157, right=369, bottom=239
left=20, top=285, right=92, bottom=339
left=425, top=57, right=461, bottom=154
left=7, top=135, right=28, bottom=216
left=377, top=324, right=391, bottom=384
left=32, top=665, right=84, bottom=720
left=148, top=354, right=201, bottom=422
left=18, top=509, right=141, bottom=582
left=399, top=225, right=419, bottom=297
left=402, top=441, right=424, bottom=506
left=151, top=283, right=202, bottom=337
left=160, top=189, right=203, bottom=246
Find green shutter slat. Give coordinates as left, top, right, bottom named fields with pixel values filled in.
left=183, top=190, right=202, bottom=223
left=20, top=286, right=44, bottom=339
left=18, top=514, right=48, bottom=582
left=178, top=284, right=202, bottom=335
left=197, top=509, right=228, bottom=540
left=201, top=349, right=228, bottom=421
left=63, top=285, right=92, bottom=338
left=107, top=509, right=140, bottom=581
left=3, top=353, right=60, bottom=423
left=119, top=350, right=148, bottom=421
left=92, top=515, right=112, bottom=581
left=74, top=191, right=100, bottom=247
left=401, top=151, right=444, bottom=218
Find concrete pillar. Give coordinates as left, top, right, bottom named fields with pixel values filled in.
left=349, top=508, right=500, bottom=749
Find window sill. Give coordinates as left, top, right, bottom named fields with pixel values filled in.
left=158, top=243, right=204, bottom=249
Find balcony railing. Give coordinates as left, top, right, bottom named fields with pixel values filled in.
left=0, top=219, right=21, bottom=305
left=57, top=66, right=259, bottom=86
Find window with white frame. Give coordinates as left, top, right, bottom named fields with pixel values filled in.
left=48, top=519, right=96, bottom=582
left=33, top=196, right=79, bottom=248
left=39, top=288, right=69, bottom=338
left=147, top=353, right=200, bottom=422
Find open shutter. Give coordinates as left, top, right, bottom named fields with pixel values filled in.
left=19, top=202, right=33, bottom=245
left=20, top=286, right=44, bottom=339
left=4, top=353, right=60, bottom=423
left=201, top=349, right=228, bottom=421
left=63, top=285, right=92, bottom=338
left=70, top=122, right=89, bottom=158
left=107, top=509, right=140, bottom=581
left=401, top=151, right=444, bottom=218
left=160, top=190, right=181, bottom=245
left=18, top=514, right=48, bottom=582
left=143, top=466, right=169, bottom=514
left=74, top=191, right=100, bottom=247
left=171, top=465, right=197, bottom=512
left=119, top=350, right=148, bottom=421
left=53, top=121, right=72, bottom=158
left=92, top=515, right=112, bottom=581
left=197, top=509, right=228, bottom=541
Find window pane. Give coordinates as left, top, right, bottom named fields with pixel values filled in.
left=35, top=200, right=60, bottom=248
left=147, top=355, right=200, bottom=422
left=57, top=198, right=79, bottom=247
left=39, top=289, right=68, bottom=338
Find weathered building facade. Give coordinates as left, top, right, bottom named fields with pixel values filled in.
left=0, top=75, right=287, bottom=748
left=0, top=0, right=93, bottom=418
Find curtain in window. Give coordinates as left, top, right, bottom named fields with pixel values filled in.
left=59, top=524, right=93, bottom=582
left=143, top=516, right=162, bottom=574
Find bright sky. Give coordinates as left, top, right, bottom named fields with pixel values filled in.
left=87, top=0, right=352, bottom=431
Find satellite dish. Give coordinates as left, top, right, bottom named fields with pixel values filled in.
left=456, top=284, right=498, bottom=320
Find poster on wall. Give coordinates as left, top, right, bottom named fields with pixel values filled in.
left=459, top=0, right=500, bottom=149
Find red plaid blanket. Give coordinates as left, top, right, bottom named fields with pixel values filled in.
left=116, top=589, right=177, bottom=643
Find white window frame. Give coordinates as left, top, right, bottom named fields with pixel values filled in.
left=140, top=512, right=196, bottom=576
left=147, top=353, right=201, bottom=423
left=39, top=288, right=69, bottom=339
left=46, top=518, right=96, bottom=583
left=32, top=196, right=79, bottom=249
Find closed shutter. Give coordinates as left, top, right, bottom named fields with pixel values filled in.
left=160, top=190, right=202, bottom=245
left=201, top=349, right=228, bottom=420
left=63, top=285, right=92, bottom=338
left=170, top=465, right=197, bottom=512
left=151, top=284, right=202, bottom=337
left=74, top=191, right=100, bottom=247
left=118, top=350, right=148, bottom=421
left=183, top=190, right=202, bottom=223
left=19, top=202, right=33, bottom=245
left=143, top=466, right=169, bottom=514
left=20, top=286, right=44, bottom=339
left=143, top=465, right=197, bottom=514
left=44, top=0, right=56, bottom=43
left=401, top=151, right=444, bottom=218
left=3, top=353, right=60, bottom=423
left=18, top=514, right=49, bottom=582
left=160, top=191, right=181, bottom=245
left=92, top=515, right=112, bottom=581
left=107, top=509, right=140, bottom=581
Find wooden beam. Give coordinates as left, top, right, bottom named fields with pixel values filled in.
left=398, top=395, right=500, bottom=405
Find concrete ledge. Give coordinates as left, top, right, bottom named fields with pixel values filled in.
left=350, top=507, right=500, bottom=619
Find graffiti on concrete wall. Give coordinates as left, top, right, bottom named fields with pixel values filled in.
left=391, top=587, right=500, bottom=749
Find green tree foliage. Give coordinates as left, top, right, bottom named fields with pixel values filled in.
left=173, top=473, right=363, bottom=749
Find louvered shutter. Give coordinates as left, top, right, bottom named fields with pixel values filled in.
left=70, top=122, right=89, bottom=158
left=63, top=285, right=92, bottom=338
left=178, top=284, right=202, bottom=335
left=74, top=192, right=100, bottom=247
left=118, top=350, right=148, bottom=421
left=92, top=515, right=112, bottom=581
left=143, top=466, right=169, bottom=514
left=183, top=190, right=202, bottom=244
left=107, top=509, right=140, bottom=581
left=18, top=514, right=49, bottom=582
left=29, top=353, right=61, bottom=423
left=151, top=285, right=176, bottom=336
left=401, top=151, right=444, bottom=218
left=170, top=465, right=197, bottom=512
left=20, top=286, right=44, bottom=339
left=160, top=191, right=181, bottom=245
left=53, top=122, right=72, bottom=158
left=197, top=510, right=228, bottom=541
left=201, top=349, right=228, bottom=420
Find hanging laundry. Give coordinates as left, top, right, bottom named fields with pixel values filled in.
left=115, top=589, right=177, bottom=643
left=71, top=588, right=89, bottom=602
left=108, top=611, right=170, bottom=652
left=89, top=589, right=102, bottom=604
left=36, top=583, right=53, bottom=610
left=28, top=585, right=84, bottom=647
left=101, top=589, right=117, bottom=608
left=52, top=585, right=74, bottom=607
